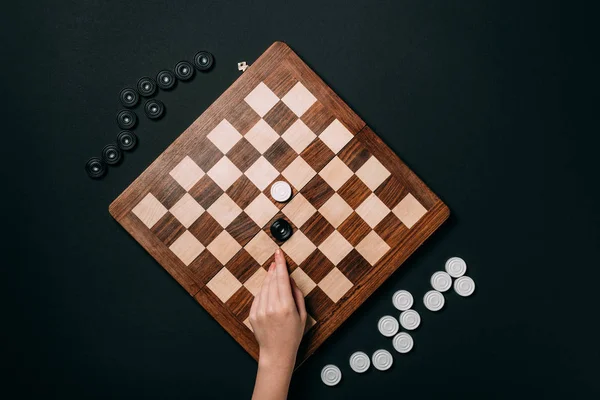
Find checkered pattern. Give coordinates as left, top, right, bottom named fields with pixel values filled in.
left=130, top=80, right=430, bottom=335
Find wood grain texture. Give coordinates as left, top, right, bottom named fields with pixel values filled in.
left=109, top=41, right=449, bottom=368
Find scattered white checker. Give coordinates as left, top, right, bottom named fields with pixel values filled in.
left=392, top=193, right=427, bottom=229
left=207, top=193, right=242, bottom=228
left=392, top=290, right=413, bottom=311
left=245, top=119, right=280, bottom=154
left=349, top=351, right=370, bottom=373
left=321, top=364, right=342, bottom=386
left=318, top=193, right=353, bottom=228
left=424, top=290, right=445, bottom=311
left=319, top=119, right=353, bottom=153
left=270, top=181, right=292, bottom=202
left=207, top=157, right=243, bottom=191
left=355, top=193, right=390, bottom=228
left=281, top=119, right=316, bottom=153
left=169, top=193, right=204, bottom=228
left=244, top=193, right=279, bottom=227
left=281, top=82, right=317, bottom=117
left=206, top=231, right=242, bottom=265
left=431, top=271, right=452, bottom=292
left=132, top=193, right=167, bottom=228
left=207, top=119, right=242, bottom=154
left=378, top=315, right=399, bottom=337
left=282, top=193, right=317, bottom=227
left=281, top=157, right=317, bottom=190
left=245, top=156, right=280, bottom=190
left=318, top=156, right=353, bottom=191
left=318, top=230, right=353, bottom=265
left=399, top=309, right=421, bottom=330
left=169, top=230, right=204, bottom=266
left=445, top=257, right=467, bottom=278
left=281, top=231, right=316, bottom=265
left=245, top=230, right=278, bottom=265
left=169, top=156, right=205, bottom=191
left=393, top=332, right=414, bottom=354
left=244, top=82, right=279, bottom=117
left=355, top=156, right=391, bottom=191
left=454, top=276, right=475, bottom=297
left=206, top=268, right=242, bottom=303
left=372, top=349, right=393, bottom=371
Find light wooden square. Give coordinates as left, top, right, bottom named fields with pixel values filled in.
left=318, top=157, right=354, bottom=191
left=319, top=119, right=353, bottom=154
left=206, top=268, right=242, bottom=303
left=169, top=193, right=205, bottom=228
left=318, top=193, right=353, bottom=228
left=206, top=230, right=242, bottom=265
left=169, top=156, right=205, bottom=191
left=207, top=119, right=243, bottom=154
left=355, top=193, right=390, bottom=228
left=207, top=157, right=243, bottom=191
left=281, top=119, right=316, bottom=153
left=392, top=193, right=427, bottom=229
left=281, top=231, right=316, bottom=265
left=318, top=267, right=353, bottom=303
left=281, top=82, right=317, bottom=117
left=244, top=267, right=268, bottom=296
left=290, top=267, right=316, bottom=296
left=244, top=317, right=254, bottom=332
left=355, top=231, right=391, bottom=266
left=281, top=157, right=317, bottom=190
left=318, top=230, right=353, bottom=265
left=245, top=156, right=280, bottom=190
left=282, top=193, right=317, bottom=227
left=132, top=193, right=167, bottom=228
left=244, top=82, right=280, bottom=117
left=169, top=230, right=205, bottom=266
left=207, top=193, right=242, bottom=228
left=245, top=119, right=280, bottom=154
left=245, top=231, right=278, bottom=265
left=355, top=156, right=391, bottom=191
left=244, top=193, right=279, bottom=227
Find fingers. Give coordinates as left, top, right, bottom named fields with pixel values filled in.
left=256, top=262, right=274, bottom=314
left=267, top=261, right=280, bottom=308
left=290, top=278, right=307, bottom=322
left=274, top=249, right=293, bottom=304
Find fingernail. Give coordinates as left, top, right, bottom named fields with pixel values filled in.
left=276, top=248, right=280, bottom=255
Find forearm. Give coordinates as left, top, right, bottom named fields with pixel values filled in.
left=251, top=356, right=294, bottom=400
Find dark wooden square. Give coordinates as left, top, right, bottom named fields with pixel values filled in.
left=226, top=249, right=261, bottom=283
left=227, top=212, right=260, bottom=246
left=301, top=101, right=335, bottom=135
left=187, top=250, right=222, bottom=285
left=337, top=139, right=371, bottom=172
left=188, top=138, right=223, bottom=172
left=227, top=100, right=261, bottom=135
left=375, top=176, right=409, bottom=209
left=337, top=212, right=372, bottom=246
left=337, top=175, right=372, bottom=209
left=226, top=138, right=261, bottom=172
left=337, top=250, right=373, bottom=284
left=300, top=213, right=335, bottom=247
left=305, top=286, right=335, bottom=320
left=374, top=213, right=410, bottom=247
left=152, top=174, right=187, bottom=209
left=300, top=138, right=335, bottom=172
left=301, top=175, right=335, bottom=209
left=263, top=101, right=298, bottom=135
left=263, top=138, right=297, bottom=172
left=226, top=175, right=262, bottom=209
left=263, top=64, right=298, bottom=98
left=225, top=286, right=255, bottom=319
left=151, top=212, right=186, bottom=246
left=298, top=249, right=335, bottom=283
left=188, top=175, right=224, bottom=209
left=188, top=213, right=224, bottom=246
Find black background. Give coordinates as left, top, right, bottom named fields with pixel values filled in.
left=2, top=1, right=598, bottom=398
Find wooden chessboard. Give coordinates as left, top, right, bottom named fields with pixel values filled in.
left=109, top=41, right=449, bottom=367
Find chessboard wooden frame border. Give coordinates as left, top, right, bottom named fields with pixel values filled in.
left=109, top=41, right=449, bottom=368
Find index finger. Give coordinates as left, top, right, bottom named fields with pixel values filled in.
left=274, top=248, right=293, bottom=303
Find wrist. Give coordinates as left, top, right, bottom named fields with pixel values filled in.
left=258, top=350, right=296, bottom=372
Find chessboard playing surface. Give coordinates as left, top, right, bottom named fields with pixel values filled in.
left=109, top=41, right=449, bottom=367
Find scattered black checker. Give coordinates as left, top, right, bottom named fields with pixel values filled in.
left=119, top=88, right=139, bottom=108
left=156, top=70, right=176, bottom=90
left=85, top=157, right=106, bottom=179
left=144, top=99, right=165, bottom=120
left=194, top=51, right=214, bottom=71
left=136, top=76, right=157, bottom=97
left=116, top=109, right=137, bottom=130
left=174, top=61, right=194, bottom=81
left=101, top=143, right=122, bottom=165
left=116, top=131, right=137, bottom=151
